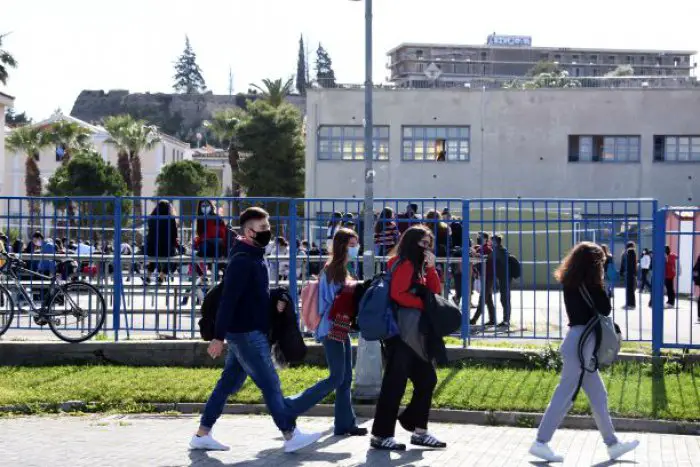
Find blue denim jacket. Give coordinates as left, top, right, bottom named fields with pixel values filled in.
left=315, top=271, right=342, bottom=342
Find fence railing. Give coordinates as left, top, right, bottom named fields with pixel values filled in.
left=0, top=196, right=696, bottom=354
left=325, top=75, right=698, bottom=91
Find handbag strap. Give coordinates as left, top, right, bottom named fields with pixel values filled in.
left=579, top=284, right=598, bottom=314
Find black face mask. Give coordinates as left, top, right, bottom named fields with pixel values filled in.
left=250, top=229, right=272, bottom=248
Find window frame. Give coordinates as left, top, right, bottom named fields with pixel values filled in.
left=316, top=125, right=390, bottom=161
left=568, top=135, right=641, bottom=163
left=401, top=125, right=471, bottom=162
left=654, top=135, right=700, bottom=163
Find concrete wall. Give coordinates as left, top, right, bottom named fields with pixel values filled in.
left=305, top=88, right=700, bottom=207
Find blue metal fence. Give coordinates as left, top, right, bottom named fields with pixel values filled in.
left=0, top=196, right=697, bottom=352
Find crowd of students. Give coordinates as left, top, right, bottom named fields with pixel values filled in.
left=186, top=206, right=661, bottom=462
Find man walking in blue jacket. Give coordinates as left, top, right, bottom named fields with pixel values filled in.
left=190, top=207, right=321, bottom=453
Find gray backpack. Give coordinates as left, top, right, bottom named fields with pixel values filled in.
left=571, top=284, right=621, bottom=402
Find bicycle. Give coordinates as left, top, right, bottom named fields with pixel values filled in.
left=0, top=252, right=106, bottom=343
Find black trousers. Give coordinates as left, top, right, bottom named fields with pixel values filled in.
left=665, top=278, right=676, bottom=306
left=371, top=338, right=437, bottom=438
left=640, top=269, right=652, bottom=292
left=472, top=280, right=496, bottom=324
left=625, top=277, right=636, bottom=308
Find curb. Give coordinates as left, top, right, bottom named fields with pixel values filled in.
left=2, top=401, right=698, bottom=436
left=2, top=340, right=687, bottom=367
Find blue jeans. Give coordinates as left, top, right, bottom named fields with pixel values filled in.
left=200, top=331, right=303, bottom=433
left=286, top=336, right=356, bottom=434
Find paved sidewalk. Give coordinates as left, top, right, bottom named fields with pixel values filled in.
left=2, top=414, right=699, bottom=466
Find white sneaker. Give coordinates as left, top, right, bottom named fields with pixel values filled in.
left=189, top=434, right=230, bottom=451
left=607, top=440, right=640, bottom=460
left=664, top=303, right=675, bottom=309
left=529, top=441, right=564, bottom=463
left=284, top=428, right=322, bottom=453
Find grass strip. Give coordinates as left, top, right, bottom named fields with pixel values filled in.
left=1, top=361, right=698, bottom=421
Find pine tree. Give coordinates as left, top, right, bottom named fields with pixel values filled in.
left=315, top=43, right=337, bottom=88
left=296, top=35, right=307, bottom=96
left=173, top=36, right=207, bottom=94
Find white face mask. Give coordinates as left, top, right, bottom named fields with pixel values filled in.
left=201, top=206, right=212, bottom=215
left=33, top=239, right=42, bottom=247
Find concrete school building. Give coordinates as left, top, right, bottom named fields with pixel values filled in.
left=304, top=87, right=700, bottom=207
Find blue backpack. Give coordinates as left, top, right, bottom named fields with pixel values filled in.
left=357, top=261, right=401, bottom=341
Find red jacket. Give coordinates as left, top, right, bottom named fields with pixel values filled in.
left=665, top=253, right=678, bottom=280
left=388, top=257, right=441, bottom=311
left=194, top=218, right=228, bottom=248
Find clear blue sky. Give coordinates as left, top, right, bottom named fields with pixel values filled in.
left=2, top=0, right=699, bottom=120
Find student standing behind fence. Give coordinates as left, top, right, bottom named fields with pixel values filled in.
left=471, top=232, right=496, bottom=326
left=619, top=242, right=637, bottom=310
left=600, top=245, right=615, bottom=298
left=286, top=228, right=367, bottom=437
left=639, top=248, right=652, bottom=292
left=374, top=207, right=399, bottom=260
left=693, top=255, right=700, bottom=323
left=664, top=245, right=679, bottom=308
left=144, top=200, right=179, bottom=284
left=371, top=226, right=446, bottom=451
left=529, top=242, right=639, bottom=463
left=190, top=207, right=322, bottom=453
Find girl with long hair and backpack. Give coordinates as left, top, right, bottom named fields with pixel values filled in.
left=529, top=242, right=638, bottom=463
left=291, top=228, right=368, bottom=436
left=371, top=225, right=446, bottom=451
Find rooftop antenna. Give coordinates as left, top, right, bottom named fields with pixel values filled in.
left=228, top=67, right=234, bottom=98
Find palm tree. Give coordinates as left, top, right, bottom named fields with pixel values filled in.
left=48, top=120, right=93, bottom=164
left=0, top=33, right=18, bottom=85
left=127, top=122, right=160, bottom=217
left=5, top=126, right=50, bottom=217
left=249, top=78, right=294, bottom=107
left=104, top=115, right=136, bottom=192
left=204, top=109, right=243, bottom=200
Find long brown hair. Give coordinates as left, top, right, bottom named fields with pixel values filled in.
left=325, top=228, right=358, bottom=284
left=554, top=241, right=605, bottom=289
left=391, top=225, right=433, bottom=281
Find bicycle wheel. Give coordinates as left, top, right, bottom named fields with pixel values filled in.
left=0, top=284, right=15, bottom=338
left=47, top=281, right=106, bottom=343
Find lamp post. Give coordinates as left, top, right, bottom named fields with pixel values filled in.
left=350, top=0, right=382, bottom=402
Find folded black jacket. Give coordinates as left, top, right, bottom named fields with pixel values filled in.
left=269, top=287, right=307, bottom=365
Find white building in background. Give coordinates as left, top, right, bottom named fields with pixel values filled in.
left=0, top=91, right=15, bottom=197
left=192, top=145, right=231, bottom=196
left=1, top=111, right=191, bottom=206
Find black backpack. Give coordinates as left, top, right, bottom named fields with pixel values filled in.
left=198, top=252, right=247, bottom=341
left=508, top=254, right=521, bottom=279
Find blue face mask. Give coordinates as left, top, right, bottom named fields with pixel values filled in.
left=348, top=245, right=360, bottom=260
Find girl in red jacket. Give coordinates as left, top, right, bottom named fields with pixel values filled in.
left=371, top=225, right=446, bottom=451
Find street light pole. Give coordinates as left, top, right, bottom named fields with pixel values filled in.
left=351, top=0, right=383, bottom=402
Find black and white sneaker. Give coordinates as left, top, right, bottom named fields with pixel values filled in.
left=370, top=436, right=406, bottom=451
left=410, top=432, right=446, bottom=449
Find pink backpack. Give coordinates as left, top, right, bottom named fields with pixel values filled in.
left=300, top=279, right=321, bottom=331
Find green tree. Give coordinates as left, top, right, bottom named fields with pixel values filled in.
left=173, top=36, right=207, bottom=94
left=606, top=64, right=634, bottom=77
left=296, top=35, right=307, bottom=96
left=235, top=100, right=304, bottom=199
left=0, top=33, right=17, bottom=85
left=315, top=43, right=336, bottom=88
left=47, top=120, right=93, bottom=164
left=249, top=78, right=294, bottom=107
left=155, top=160, right=220, bottom=197
left=104, top=115, right=136, bottom=192
left=4, top=108, right=32, bottom=127
left=204, top=109, right=243, bottom=198
left=526, top=60, right=559, bottom=77
left=5, top=126, right=50, bottom=216
left=45, top=149, right=131, bottom=224
left=506, top=68, right=581, bottom=89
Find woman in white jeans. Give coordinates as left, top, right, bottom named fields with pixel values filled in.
left=529, top=242, right=639, bottom=463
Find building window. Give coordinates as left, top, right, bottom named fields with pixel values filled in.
left=654, top=136, right=700, bottom=162
left=590, top=54, right=598, bottom=63
left=172, top=148, right=175, bottom=162
left=568, top=135, right=640, bottom=163
left=402, top=126, right=470, bottom=162
left=317, top=125, right=389, bottom=161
